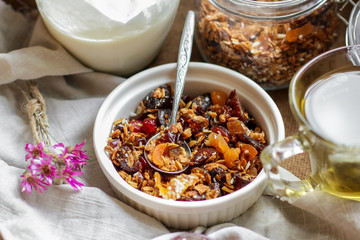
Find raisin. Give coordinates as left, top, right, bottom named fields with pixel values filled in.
left=209, top=167, right=226, bottom=182
left=142, top=85, right=172, bottom=109
left=159, top=131, right=180, bottom=144
left=191, top=94, right=211, bottom=115
left=116, top=145, right=138, bottom=174
left=244, top=117, right=257, bottom=130
left=233, top=173, right=253, bottom=190
left=236, top=133, right=266, bottom=151
left=193, top=148, right=217, bottom=165
left=137, top=156, right=150, bottom=172
left=211, top=125, right=231, bottom=140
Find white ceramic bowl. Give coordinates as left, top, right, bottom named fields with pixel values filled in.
left=93, top=62, right=285, bottom=229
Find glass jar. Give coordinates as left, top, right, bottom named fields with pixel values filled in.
left=195, top=0, right=342, bottom=90
left=35, top=0, right=180, bottom=76
left=347, top=0, right=360, bottom=45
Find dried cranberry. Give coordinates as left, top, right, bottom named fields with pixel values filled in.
left=130, top=120, right=143, bottom=132
left=142, top=118, right=157, bottom=135
left=211, top=125, right=230, bottom=140
left=193, top=148, right=217, bottom=165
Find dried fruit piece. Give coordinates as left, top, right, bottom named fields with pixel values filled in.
left=192, top=94, right=211, bottom=115
left=240, top=144, right=258, bottom=161
left=226, top=90, right=246, bottom=121
left=193, top=148, right=217, bottom=165
left=211, top=125, right=231, bottom=140
left=208, top=132, right=229, bottom=153
left=130, top=120, right=142, bottom=132
left=142, top=118, right=157, bottom=135
left=224, top=148, right=240, bottom=168
left=227, top=120, right=250, bottom=136
left=151, top=143, right=167, bottom=168
left=286, top=22, right=314, bottom=43
left=143, top=85, right=172, bottom=109
left=211, top=90, right=228, bottom=106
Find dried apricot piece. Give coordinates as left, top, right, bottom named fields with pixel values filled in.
left=151, top=143, right=168, bottom=168
left=286, top=22, right=314, bottom=43
left=208, top=132, right=230, bottom=153
left=227, top=119, right=250, bottom=136
left=211, top=90, right=228, bottom=106
left=224, top=148, right=240, bottom=168
left=241, top=143, right=258, bottom=161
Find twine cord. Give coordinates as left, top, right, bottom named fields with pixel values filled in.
left=17, top=81, right=52, bottom=145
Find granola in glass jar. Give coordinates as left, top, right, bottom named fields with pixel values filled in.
left=195, top=0, right=340, bottom=89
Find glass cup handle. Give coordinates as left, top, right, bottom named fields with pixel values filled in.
left=260, top=132, right=315, bottom=198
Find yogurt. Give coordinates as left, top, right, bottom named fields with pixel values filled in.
left=35, top=0, right=179, bottom=76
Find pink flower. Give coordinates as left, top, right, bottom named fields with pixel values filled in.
left=52, top=143, right=68, bottom=158
left=59, top=160, right=84, bottom=191
left=25, top=142, right=46, bottom=161
left=68, top=140, right=89, bottom=170
left=29, top=156, right=58, bottom=185
left=21, top=140, right=88, bottom=198
left=20, top=171, right=49, bottom=198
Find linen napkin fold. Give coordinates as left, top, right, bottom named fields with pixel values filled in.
left=0, top=1, right=359, bottom=240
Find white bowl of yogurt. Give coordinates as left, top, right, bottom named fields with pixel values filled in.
left=35, top=0, right=180, bottom=76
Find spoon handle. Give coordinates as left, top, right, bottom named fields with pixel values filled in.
left=169, top=10, right=195, bottom=126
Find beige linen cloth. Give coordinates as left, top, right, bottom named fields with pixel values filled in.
left=0, top=2, right=359, bottom=240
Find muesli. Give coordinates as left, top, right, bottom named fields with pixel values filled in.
left=105, top=85, right=267, bottom=200
left=196, top=0, right=339, bottom=88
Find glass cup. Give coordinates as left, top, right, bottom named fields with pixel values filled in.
left=260, top=45, right=360, bottom=201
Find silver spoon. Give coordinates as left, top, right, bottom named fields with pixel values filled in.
left=144, top=10, right=195, bottom=174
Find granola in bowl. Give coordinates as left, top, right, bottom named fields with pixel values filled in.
left=105, top=85, right=267, bottom=201
left=93, top=62, right=284, bottom=229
